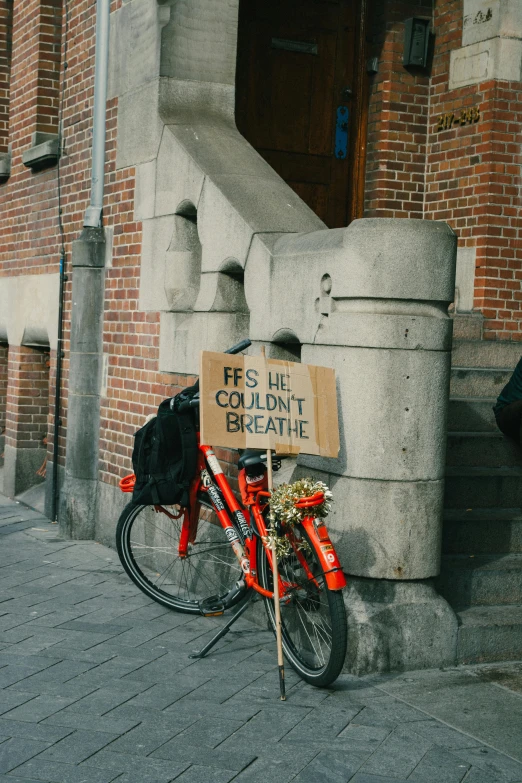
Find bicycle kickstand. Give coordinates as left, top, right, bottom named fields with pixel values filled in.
left=189, top=593, right=254, bottom=660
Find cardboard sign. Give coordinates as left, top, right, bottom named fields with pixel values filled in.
left=199, top=351, right=339, bottom=457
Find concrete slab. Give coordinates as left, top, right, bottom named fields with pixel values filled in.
left=377, top=667, right=522, bottom=763
left=15, top=484, right=46, bottom=517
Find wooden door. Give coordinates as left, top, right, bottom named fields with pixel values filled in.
left=235, top=0, right=366, bottom=228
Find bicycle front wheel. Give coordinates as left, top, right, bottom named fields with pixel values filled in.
left=257, top=525, right=347, bottom=687
left=116, top=500, right=242, bottom=613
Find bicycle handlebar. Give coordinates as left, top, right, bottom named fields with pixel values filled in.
left=175, top=338, right=252, bottom=412
left=178, top=395, right=200, bottom=411
left=224, top=338, right=252, bottom=355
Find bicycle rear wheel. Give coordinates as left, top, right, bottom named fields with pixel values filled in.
left=257, top=525, right=347, bottom=687
left=116, top=500, right=242, bottom=613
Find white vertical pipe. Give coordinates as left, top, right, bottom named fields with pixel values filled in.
left=83, top=0, right=110, bottom=228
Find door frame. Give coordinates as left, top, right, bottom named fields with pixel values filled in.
left=349, top=0, right=369, bottom=222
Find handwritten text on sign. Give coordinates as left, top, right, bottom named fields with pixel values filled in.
left=199, top=352, right=340, bottom=457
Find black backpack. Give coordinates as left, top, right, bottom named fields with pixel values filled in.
left=131, top=385, right=199, bottom=507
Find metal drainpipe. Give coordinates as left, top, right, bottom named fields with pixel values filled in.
left=59, top=0, right=110, bottom=537
left=84, top=0, right=111, bottom=229
left=50, top=247, right=65, bottom=523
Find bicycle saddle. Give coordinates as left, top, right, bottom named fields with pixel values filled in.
left=238, top=449, right=280, bottom=474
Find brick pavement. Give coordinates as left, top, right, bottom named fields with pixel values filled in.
left=1, top=492, right=522, bottom=783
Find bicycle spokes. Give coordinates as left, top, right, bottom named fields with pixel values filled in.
left=118, top=502, right=243, bottom=612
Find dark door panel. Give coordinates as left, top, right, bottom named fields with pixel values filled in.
left=236, top=0, right=362, bottom=228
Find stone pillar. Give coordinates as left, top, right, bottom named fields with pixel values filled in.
left=248, top=217, right=460, bottom=673
left=60, top=227, right=105, bottom=539
left=3, top=345, right=50, bottom=497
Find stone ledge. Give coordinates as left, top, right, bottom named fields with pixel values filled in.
left=451, top=311, right=484, bottom=341
left=22, top=132, right=60, bottom=170
left=0, top=150, right=11, bottom=182
left=449, top=37, right=522, bottom=89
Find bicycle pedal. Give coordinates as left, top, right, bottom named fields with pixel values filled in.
left=199, top=596, right=225, bottom=617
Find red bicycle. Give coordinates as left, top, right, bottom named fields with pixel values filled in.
left=116, top=340, right=348, bottom=687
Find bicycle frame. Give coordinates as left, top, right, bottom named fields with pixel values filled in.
left=174, top=441, right=346, bottom=601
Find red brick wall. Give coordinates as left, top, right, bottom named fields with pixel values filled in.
left=0, top=2, right=132, bottom=481
left=2, top=0, right=62, bottom=277
left=5, top=345, right=50, bottom=451
left=0, top=0, right=12, bottom=155
left=365, top=0, right=522, bottom=341
left=36, top=0, right=62, bottom=136
left=8, top=0, right=61, bottom=153
left=97, top=95, right=196, bottom=487
left=365, top=0, right=433, bottom=218
left=424, top=0, right=522, bottom=340
left=0, top=1, right=198, bottom=486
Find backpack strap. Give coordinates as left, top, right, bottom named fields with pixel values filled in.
left=148, top=427, right=162, bottom=505
left=176, top=407, right=198, bottom=508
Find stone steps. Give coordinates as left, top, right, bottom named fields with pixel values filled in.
left=448, top=397, right=497, bottom=432
left=456, top=604, right=522, bottom=664
left=444, top=466, right=522, bottom=508
left=451, top=339, right=522, bottom=369
left=450, top=367, right=512, bottom=398
left=436, top=553, right=522, bottom=608
left=446, top=432, right=522, bottom=468
left=443, top=338, right=522, bottom=665
left=443, top=507, right=522, bottom=555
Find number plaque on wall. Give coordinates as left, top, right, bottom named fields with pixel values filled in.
left=436, top=107, right=480, bottom=131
